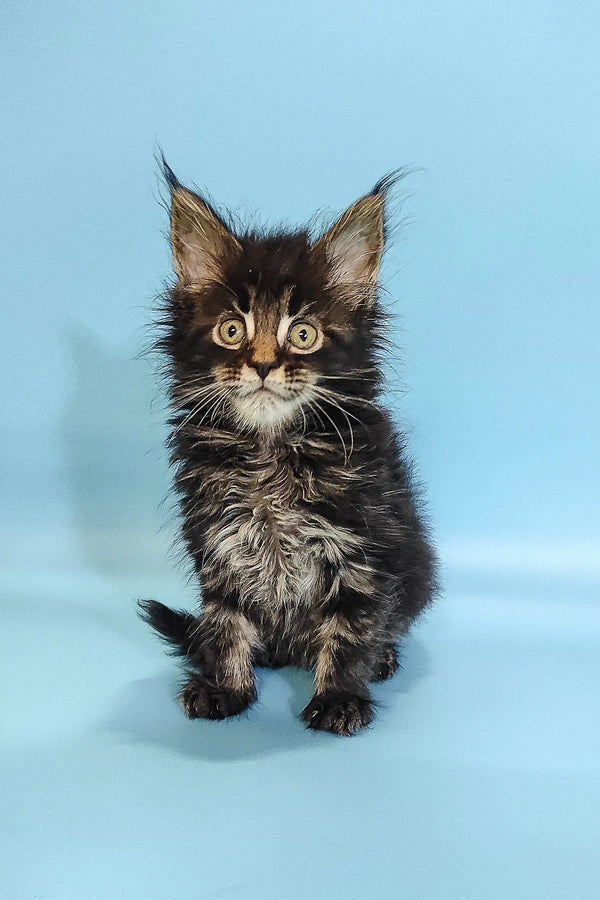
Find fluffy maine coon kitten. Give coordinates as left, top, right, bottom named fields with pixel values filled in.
left=139, top=161, right=437, bottom=736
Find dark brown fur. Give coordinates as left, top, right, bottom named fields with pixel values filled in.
left=139, top=162, right=437, bottom=735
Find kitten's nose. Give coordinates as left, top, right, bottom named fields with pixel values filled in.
left=251, top=361, right=278, bottom=381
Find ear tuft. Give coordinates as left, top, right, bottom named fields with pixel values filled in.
left=160, top=153, right=182, bottom=192
left=371, top=167, right=411, bottom=198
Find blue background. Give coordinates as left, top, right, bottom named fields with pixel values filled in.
left=2, top=2, right=599, bottom=897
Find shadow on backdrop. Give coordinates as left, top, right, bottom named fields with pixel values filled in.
left=60, top=322, right=175, bottom=581
left=100, top=636, right=432, bottom=762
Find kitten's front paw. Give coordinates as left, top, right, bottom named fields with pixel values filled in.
left=180, top=676, right=256, bottom=720
left=301, top=691, right=373, bottom=736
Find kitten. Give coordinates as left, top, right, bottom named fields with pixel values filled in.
left=139, top=161, right=437, bottom=736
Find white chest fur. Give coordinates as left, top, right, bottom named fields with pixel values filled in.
left=200, top=446, right=359, bottom=611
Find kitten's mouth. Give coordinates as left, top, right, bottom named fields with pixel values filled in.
left=231, top=381, right=307, bottom=428
left=242, top=381, right=290, bottom=399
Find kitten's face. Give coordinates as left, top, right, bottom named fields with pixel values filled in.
left=211, top=287, right=323, bottom=430
left=164, top=167, right=387, bottom=432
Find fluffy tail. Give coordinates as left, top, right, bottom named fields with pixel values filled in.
left=137, top=598, right=197, bottom=658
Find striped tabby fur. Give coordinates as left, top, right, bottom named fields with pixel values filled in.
left=139, top=161, right=437, bottom=735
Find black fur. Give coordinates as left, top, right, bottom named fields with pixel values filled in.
left=137, top=598, right=195, bottom=656
left=139, top=163, right=437, bottom=735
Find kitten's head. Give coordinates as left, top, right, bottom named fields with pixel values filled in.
left=161, top=162, right=394, bottom=433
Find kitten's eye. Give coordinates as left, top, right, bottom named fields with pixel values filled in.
left=218, top=318, right=246, bottom=346
left=288, top=321, right=319, bottom=351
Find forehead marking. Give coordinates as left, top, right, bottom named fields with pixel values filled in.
left=249, top=284, right=292, bottom=314
left=241, top=310, right=255, bottom=341
left=230, top=296, right=255, bottom=342
left=248, top=284, right=292, bottom=350
left=277, top=315, right=293, bottom=347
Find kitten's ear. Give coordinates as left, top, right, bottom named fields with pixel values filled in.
left=313, top=189, right=385, bottom=302
left=163, top=162, right=241, bottom=286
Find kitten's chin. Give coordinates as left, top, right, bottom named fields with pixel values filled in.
left=231, top=388, right=304, bottom=431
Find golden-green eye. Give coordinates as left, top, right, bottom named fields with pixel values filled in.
left=218, top=317, right=246, bottom=346
left=288, top=321, right=318, bottom=351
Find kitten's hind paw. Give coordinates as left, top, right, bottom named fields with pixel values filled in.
left=302, top=691, right=373, bottom=736
left=371, top=644, right=400, bottom=682
left=180, top=675, right=256, bottom=720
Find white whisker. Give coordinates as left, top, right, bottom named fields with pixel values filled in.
left=311, top=398, right=349, bottom=464
left=311, top=388, right=356, bottom=458
left=313, top=385, right=374, bottom=419
left=173, top=383, right=230, bottom=435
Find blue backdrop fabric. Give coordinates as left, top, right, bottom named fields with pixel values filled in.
left=2, top=2, right=599, bottom=898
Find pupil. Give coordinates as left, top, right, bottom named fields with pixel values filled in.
left=299, top=329, right=307, bottom=341
left=228, top=324, right=237, bottom=338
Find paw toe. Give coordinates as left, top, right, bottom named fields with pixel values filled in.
left=301, top=691, right=373, bottom=736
